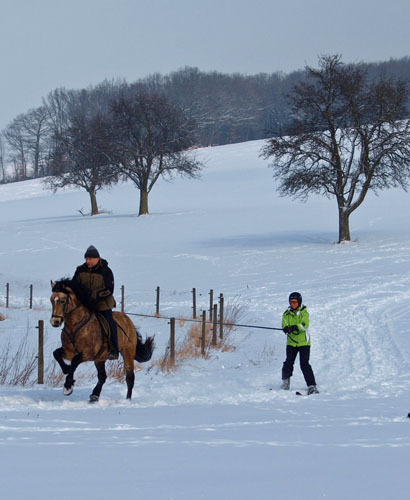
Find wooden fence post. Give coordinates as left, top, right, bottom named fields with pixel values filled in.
left=6, top=283, right=9, bottom=308
left=170, top=317, right=175, bottom=367
left=219, top=293, right=224, bottom=340
left=29, top=284, right=33, bottom=309
left=121, top=285, right=125, bottom=313
left=37, top=320, right=44, bottom=384
left=209, top=289, right=214, bottom=321
left=212, top=303, right=218, bottom=346
left=155, top=286, right=160, bottom=316
left=192, top=287, right=197, bottom=319
left=201, top=310, right=206, bottom=357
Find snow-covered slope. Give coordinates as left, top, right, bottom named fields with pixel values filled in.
left=0, top=139, right=409, bottom=500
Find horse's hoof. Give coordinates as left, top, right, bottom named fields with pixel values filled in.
left=89, top=394, right=99, bottom=403
left=63, top=386, right=73, bottom=396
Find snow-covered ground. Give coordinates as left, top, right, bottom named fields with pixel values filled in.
left=0, top=139, right=409, bottom=500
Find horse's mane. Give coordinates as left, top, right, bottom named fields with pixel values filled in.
left=52, top=278, right=97, bottom=310
left=52, top=278, right=74, bottom=294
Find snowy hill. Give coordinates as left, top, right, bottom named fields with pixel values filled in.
left=0, top=139, right=410, bottom=500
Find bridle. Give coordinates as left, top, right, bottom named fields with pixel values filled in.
left=51, top=291, right=82, bottom=323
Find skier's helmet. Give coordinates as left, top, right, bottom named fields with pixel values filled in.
left=289, top=292, right=302, bottom=307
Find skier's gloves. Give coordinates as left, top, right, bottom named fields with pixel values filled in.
left=284, top=325, right=298, bottom=334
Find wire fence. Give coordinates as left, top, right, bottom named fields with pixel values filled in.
left=0, top=282, right=284, bottom=384
left=1, top=283, right=245, bottom=317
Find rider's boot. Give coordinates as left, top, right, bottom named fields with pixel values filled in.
left=108, top=324, right=119, bottom=360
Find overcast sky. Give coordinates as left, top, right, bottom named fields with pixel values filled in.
left=1, top=0, right=409, bottom=131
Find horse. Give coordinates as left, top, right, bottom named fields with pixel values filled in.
left=50, top=279, right=154, bottom=402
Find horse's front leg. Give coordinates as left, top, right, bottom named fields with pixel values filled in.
left=53, top=347, right=72, bottom=375
left=89, top=361, right=107, bottom=403
left=62, top=353, right=83, bottom=396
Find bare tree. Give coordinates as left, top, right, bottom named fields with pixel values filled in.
left=262, top=55, right=410, bottom=243
left=44, top=85, right=119, bottom=215
left=19, top=106, right=50, bottom=177
left=2, top=106, right=50, bottom=180
left=111, top=88, right=202, bottom=215
left=3, top=116, right=28, bottom=180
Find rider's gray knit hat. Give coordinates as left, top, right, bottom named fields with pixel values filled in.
left=84, top=245, right=100, bottom=259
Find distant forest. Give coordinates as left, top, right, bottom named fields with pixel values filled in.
left=134, top=57, right=410, bottom=145
left=1, top=56, right=410, bottom=183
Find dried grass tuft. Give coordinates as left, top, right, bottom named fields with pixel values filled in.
left=0, top=332, right=37, bottom=386
left=157, top=296, right=247, bottom=372
left=46, top=360, right=66, bottom=387
left=105, top=358, right=143, bottom=383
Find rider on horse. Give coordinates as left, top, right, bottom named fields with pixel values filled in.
left=73, top=245, right=119, bottom=359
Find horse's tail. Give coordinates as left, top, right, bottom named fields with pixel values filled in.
left=135, top=331, right=155, bottom=363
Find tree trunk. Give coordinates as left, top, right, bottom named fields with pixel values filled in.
left=89, top=191, right=99, bottom=216
left=139, top=189, right=149, bottom=215
left=34, top=143, right=40, bottom=178
left=338, top=207, right=351, bottom=243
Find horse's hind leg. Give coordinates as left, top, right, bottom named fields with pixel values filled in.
left=89, top=361, right=107, bottom=403
left=123, top=352, right=135, bottom=400
left=125, top=370, right=135, bottom=400
left=63, top=353, right=83, bottom=396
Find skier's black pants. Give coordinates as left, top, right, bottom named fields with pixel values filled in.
left=100, top=309, right=119, bottom=353
left=282, top=345, right=316, bottom=387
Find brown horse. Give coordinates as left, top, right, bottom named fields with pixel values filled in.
left=50, top=279, right=154, bottom=402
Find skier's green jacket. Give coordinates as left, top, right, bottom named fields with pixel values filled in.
left=282, top=305, right=310, bottom=347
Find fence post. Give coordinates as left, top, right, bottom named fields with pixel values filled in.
left=209, top=289, right=214, bottom=321
left=6, top=283, right=9, bottom=308
left=170, top=317, right=175, bottom=367
left=201, top=310, right=206, bottom=357
left=29, top=284, right=33, bottom=309
left=121, top=285, right=125, bottom=313
left=37, top=320, right=44, bottom=384
left=155, top=286, right=160, bottom=316
left=192, top=287, right=197, bottom=319
left=219, top=293, right=224, bottom=340
left=212, top=303, right=218, bottom=346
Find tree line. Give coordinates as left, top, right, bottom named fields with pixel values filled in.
left=2, top=55, right=410, bottom=183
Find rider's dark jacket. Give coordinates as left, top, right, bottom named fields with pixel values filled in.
left=73, top=259, right=116, bottom=311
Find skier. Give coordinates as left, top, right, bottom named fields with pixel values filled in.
left=281, top=292, right=319, bottom=395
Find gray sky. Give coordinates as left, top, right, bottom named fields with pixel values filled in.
left=1, top=0, right=409, bottom=131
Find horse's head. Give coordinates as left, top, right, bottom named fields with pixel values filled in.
left=50, top=279, right=79, bottom=327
